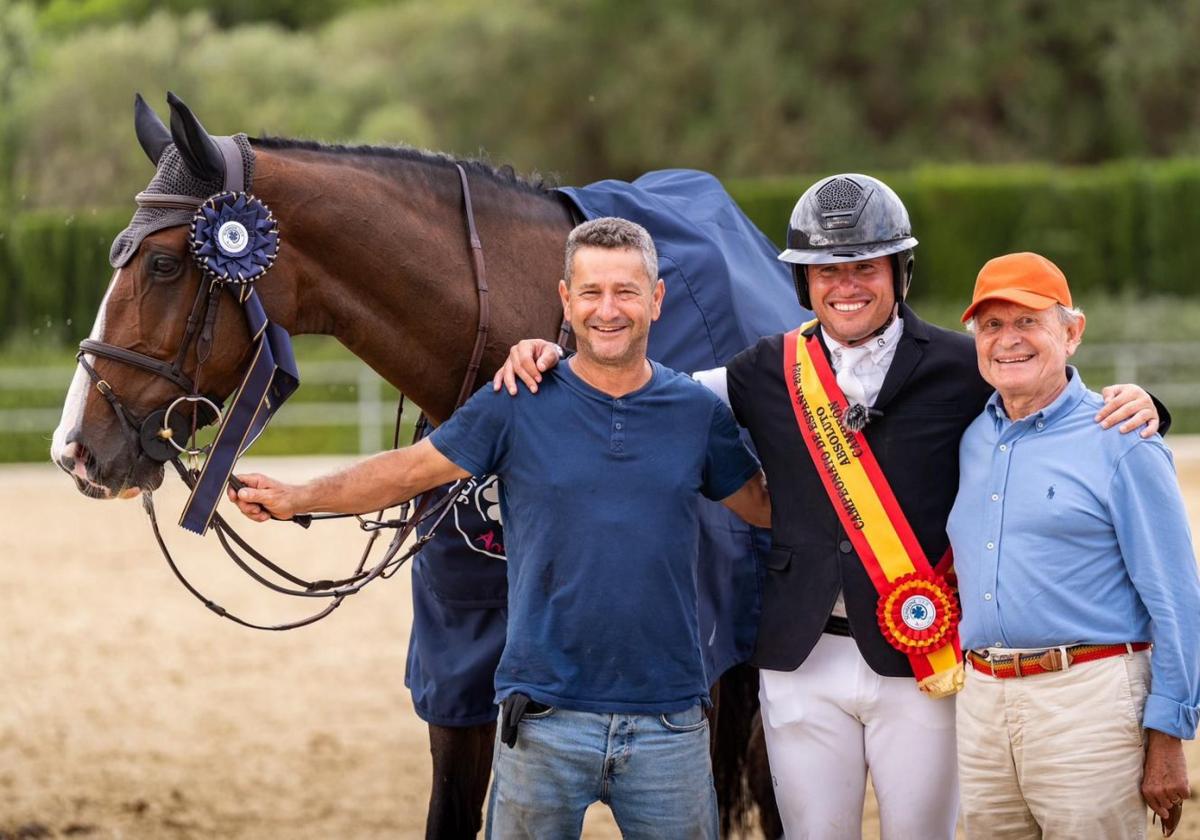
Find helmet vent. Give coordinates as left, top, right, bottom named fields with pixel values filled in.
left=816, top=178, right=865, bottom=213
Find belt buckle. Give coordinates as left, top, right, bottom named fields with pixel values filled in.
left=1037, top=646, right=1074, bottom=673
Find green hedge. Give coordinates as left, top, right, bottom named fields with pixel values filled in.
left=727, top=159, right=1200, bottom=304
left=4, top=160, right=1200, bottom=346
left=2, top=209, right=129, bottom=344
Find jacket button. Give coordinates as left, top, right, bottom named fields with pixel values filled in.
left=839, top=540, right=853, bottom=554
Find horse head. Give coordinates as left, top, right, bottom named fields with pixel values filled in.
left=51, top=93, right=260, bottom=499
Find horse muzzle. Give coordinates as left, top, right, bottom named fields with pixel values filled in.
left=54, top=435, right=163, bottom=500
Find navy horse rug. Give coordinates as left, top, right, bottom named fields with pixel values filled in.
left=406, top=169, right=808, bottom=725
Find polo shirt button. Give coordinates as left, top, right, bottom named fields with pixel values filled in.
left=991, top=494, right=1000, bottom=501
left=999, top=444, right=1007, bottom=452
left=1036, top=421, right=1045, bottom=430
left=615, top=422, right=623, bottom=430
left=984, top=593, right=993, bottom=601
left=986, top=541, right=995, bottom=550
left=839, top=540, right=852, bottom=554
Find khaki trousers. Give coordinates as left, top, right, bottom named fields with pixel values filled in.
left=957, top=649, right=1151, bottom=839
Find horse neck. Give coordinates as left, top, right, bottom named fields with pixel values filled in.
left=250, top=146, right=573, bottom=424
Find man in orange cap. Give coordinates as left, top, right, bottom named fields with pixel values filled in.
left=949, top=252, right=1200, bottom=838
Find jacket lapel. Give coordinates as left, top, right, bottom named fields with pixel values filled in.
left=873, top=304, right=930, bottom=411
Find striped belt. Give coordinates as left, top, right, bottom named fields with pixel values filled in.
left=967, top=642, right=1151, bottom=679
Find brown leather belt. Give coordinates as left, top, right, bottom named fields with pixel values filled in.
left=967, top=642, right=1151, bottom=679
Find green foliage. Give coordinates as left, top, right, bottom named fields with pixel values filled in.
left=4, top=208, right=126, bottom=343
left=9, top=1, right=1200, bottom=208
left=32, top=0, right=391, bottom=32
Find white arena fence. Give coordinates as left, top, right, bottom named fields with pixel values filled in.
left=0, top=361, right=397, bottom=455
left=3, top=344, right=1199, bottom=456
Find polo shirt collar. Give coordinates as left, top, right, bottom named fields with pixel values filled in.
left=560, top=356, right=661, bottom=401
left=986, top=365, right=1086, bottom=431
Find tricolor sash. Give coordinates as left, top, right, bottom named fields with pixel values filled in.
left=783, top=321, right=963, bottom=697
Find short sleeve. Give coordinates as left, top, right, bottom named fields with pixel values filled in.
left=701, top=397, right=761, bottom=501
left=428, top=384, right=514, bottom=477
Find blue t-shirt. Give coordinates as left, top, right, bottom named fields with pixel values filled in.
left=429, top=359, right=760, bottom=714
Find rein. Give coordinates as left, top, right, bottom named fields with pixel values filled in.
left=79, top=160, right=499, bottom=630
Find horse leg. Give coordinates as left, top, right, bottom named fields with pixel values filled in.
left=709, top=662, right=783, bottom=839
left=424, top=721, right=496, bottom=840
left=710, top=663, right=753, bottom=837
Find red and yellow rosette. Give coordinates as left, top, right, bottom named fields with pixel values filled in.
left=877, top=571, right=960, bottom=655
left=783, top=322, right=964, bottom=698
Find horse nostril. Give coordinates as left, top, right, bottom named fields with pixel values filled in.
left=59, top=441, right=78, bottom=471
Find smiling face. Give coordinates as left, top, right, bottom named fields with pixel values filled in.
left=559, top=245, right=664, bottom=370
left=807, top=257, right=896, bottom=345
left=972, top=300, right=1085, bottom=418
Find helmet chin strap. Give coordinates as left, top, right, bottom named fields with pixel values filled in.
left=837, top=303, right=900, bottom=347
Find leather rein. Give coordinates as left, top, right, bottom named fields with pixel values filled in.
left=76, top=163, right=504, bottom=630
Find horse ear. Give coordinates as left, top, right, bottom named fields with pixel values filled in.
left=166, top=91, right=225, bottom=182
left=133, top=93, right=172, bottom=166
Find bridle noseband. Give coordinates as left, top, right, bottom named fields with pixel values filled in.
left=78, top=274, right=225, bottom=465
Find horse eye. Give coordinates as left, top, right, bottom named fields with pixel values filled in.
left=149, top=254, right=182, bottom=278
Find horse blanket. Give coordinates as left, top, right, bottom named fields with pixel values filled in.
left=406, top=169, right=808, bottom=725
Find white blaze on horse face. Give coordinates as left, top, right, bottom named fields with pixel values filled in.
left=50, top=269, right=120, bottom=465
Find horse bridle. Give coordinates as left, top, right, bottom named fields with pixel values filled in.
left=76, top=161, right=508, bottom=630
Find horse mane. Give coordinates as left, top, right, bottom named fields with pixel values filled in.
left=250, top=136, right=558, bottom=195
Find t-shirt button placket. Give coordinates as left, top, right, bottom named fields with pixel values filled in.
left=611, top=401, right=626, bottom=453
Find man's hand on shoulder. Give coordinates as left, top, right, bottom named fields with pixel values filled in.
left=492, top=339, right=562, bottom=396
left=227, top=473, right=305, bottom=522
left=1097, top=384, right=1160, bottom=438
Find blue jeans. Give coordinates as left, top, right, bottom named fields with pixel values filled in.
left=485, top=703, right=718, bottom=839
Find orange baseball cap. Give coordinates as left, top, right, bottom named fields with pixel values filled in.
left=960, top=252, right=1072, bottom=323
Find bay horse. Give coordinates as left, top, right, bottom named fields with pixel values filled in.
left=50, top=93, right=776, bottom=838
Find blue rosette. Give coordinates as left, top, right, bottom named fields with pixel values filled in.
left=189, top=191, right=279, bottom=284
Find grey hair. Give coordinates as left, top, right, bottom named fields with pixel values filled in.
left=964, top=303, right=1084, bottom=333
left=563, top=217, right=658, bottom=287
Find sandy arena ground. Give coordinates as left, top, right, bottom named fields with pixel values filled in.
left=4, top=441, right=1200, bottom=839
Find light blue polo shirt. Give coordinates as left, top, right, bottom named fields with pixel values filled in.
left=948, top=368, right=1200, bottom=738
left=429, top=359, right=760, bottom=714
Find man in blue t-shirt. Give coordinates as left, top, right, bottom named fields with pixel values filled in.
left=229, top=217, right=769, bottom=839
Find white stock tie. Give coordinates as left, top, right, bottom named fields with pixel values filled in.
left=835, top=344, right=872, bottom=409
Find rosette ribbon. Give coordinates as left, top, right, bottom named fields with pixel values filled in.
left=189, top=192, right=279, bottom=284
left=876, top=571, right=961, bottom=656
left=178, top=289, right=299, bottom=534
left=177, top=191, right=295, bottom=535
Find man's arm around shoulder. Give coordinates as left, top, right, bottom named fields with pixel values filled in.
left=721, top=470, right=770, bottom=528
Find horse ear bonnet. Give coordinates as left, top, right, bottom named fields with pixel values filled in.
left=109, top=134, right=254, bottom=269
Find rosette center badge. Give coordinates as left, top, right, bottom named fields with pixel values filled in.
left=190, top=192, right=280, bottom=284
left=900, top=594, right=935, bottom=630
